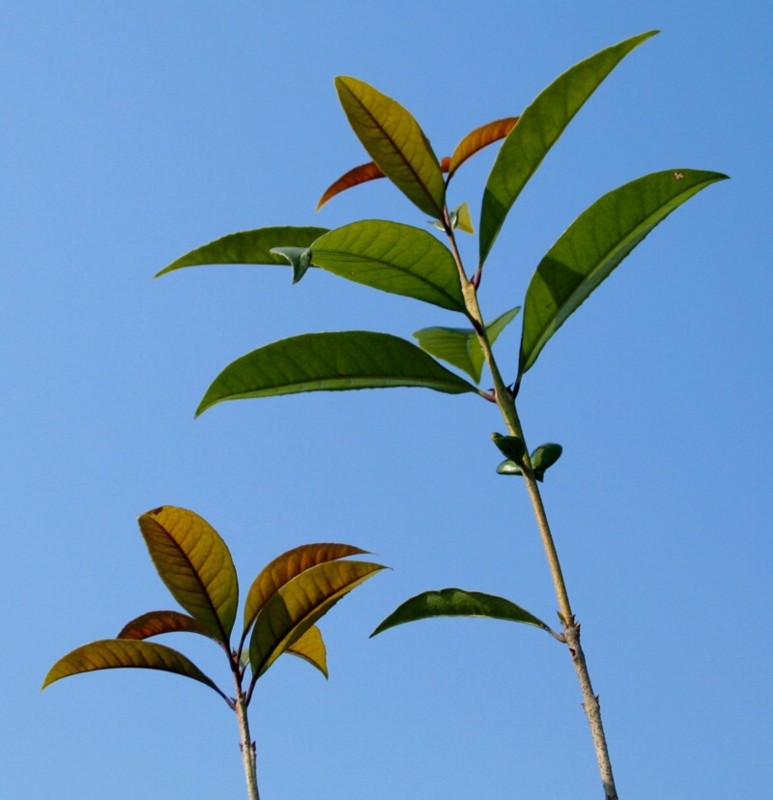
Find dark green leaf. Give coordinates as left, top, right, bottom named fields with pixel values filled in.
left=197, top=331, right=480, bottom=416
left=137, top=506, right=239, bottom=645
left=413, top=306, right=520, bottom=383
left=492, top=433, right=526, bottom=463
left=156, top=226, right=328, bottom=277
left=308, top=221, right=464, bottom=311
left=519, top=168, right=729, bottom=374
left=479, top=31, right=658, bottom=267
left=41, top=639, right=226, bottom=701
left=496, top=459, right=523, bottom=476
left=335, top=76, right=445, bottom=218
left=531, top=443, right=563, bottom=481
left=371, top=588, right=551, bottom=636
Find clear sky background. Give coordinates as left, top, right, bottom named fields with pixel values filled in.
left=2, top=2, right=770, bottom=799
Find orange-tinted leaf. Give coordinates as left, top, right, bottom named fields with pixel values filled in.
left=242, top=543, right=367, bottom=638
left=41, top=639, right=227, bottom=701
left=335, top=76, right=445, bottom=218
left=118, top=610, right=213, bottom=641
left=138, top=506, right=238, bottom=645
left=448, top=117, right=519, bottom=179
left=250, top=559, right=385, bottom=678
left=286, top=624, right=328, bottom=678
left=317, top=162, right=386, bottom=210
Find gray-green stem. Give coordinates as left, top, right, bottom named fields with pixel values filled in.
left=445, top=220, right=618, bottom=799
left=233, top=673, right=260, bottom=800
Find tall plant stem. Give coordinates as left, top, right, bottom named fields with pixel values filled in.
left=446, top=223, right=618, bottom=798
left=233, top=674, right=260, bottom=800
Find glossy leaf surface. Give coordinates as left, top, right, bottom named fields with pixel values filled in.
left=243, top=543, right=367, bottom=636
left=197, top=331, right=479, bottom=415
left=156, top=226, right=329, bottom=277
left=286, top=625, right=328, bottom=678
left=519, top=168, right=728, bottom=374
left=118, top=610, right=213, bottom=641
left=448, top=117, right=518, bottom=179
left=371, top=588, right=551, bottom=636
left=413, top=306, right=520, bottom=382
left=138, top=506, right=238, bottom=644
left=479, top=31, right=657, bottom=266
left=308, top=220, right=464, bottom=311
left=42, top=639, right=224, bottom=698
left=531, top=443, right=563, bottom=481
left=335, top=76, right=445, bottom=218
left=250, top=560, right=385, bottom=677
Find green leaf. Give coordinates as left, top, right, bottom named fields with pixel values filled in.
left=335, top=76, right=445, bottom=218
left=371, top=588, right=551, bottom=636
left=243, top=543, right=368, bottom=638
left=531, top=443, right=563, bottom=481
left=137, top=506, right=238, bottom=645
left=117, top=610, right=213, bottom=641
left=479, top=31, right=658, bottom=267
left=197, top=331, right=480, bottom=416
left=156, top=226, right=329, bottom=277
left=519, top=168, right=729, bottom=374
left=286, top=625, right=328, bottom=679
left=307, top=220, right=465, bottom=311
left=491, top=432, right=526, bottom=463
left=250, top=560, right=385, bottom=678
left=413, top=306, right=520, bottom=383
left=496, top=459, right=522, bottom=476
left=41, top=639, right=226, bottom=700
left=270, top=246, right=312, bottom=284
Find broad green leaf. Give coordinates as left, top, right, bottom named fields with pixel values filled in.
left=308, top=220, right=464, bottom=311
left=156, top=226, right=329, bottom=277
left=250, top=560, right=385, bottom=677
left=371, top=588, right=551, bottom=636
left=243, top=543, right=367, bottom=637
left=41, top=639, right=226, bottom=700
left=447, top=117, right=519, bottom=179
left=413, top=306, right=520, bottom=383
left=479, top=31, right=658, bottom=267
left=335, top=76, right=445, bottom=218
left=118, top=610, right=213, bottom=641
left=196, top=331, right=480, bottom=416
left=138, top=506, right=238, bottom=645
left=286, top=625, right=328, bottom=678
left=519, top=168, right=729, bottom=374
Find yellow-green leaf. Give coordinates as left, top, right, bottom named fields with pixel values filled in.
left=117, top=610, right=213, bottom=641
left=242, top=543, right=367, bottom=637
left=335, top=76, right=445, bottom=218
left=41, top=639, right=226, bottom=700
left=286, top=625, right=328, bottom=678
left=249, top=560, right=385, bottom=678
left=138, top=506, right=238, bottom=645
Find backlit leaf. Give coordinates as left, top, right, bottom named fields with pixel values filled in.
left=317, top=161, right=386, bottom=210
left=371, top=588, right=551, bottom=636
left=335, top=76, right=445, bottom=218
left=308, top=220, right=464, bottom=311
left=413, top=306, right=520, bottom=383
left=156, top=226, right=328, bottom=277
left=243, top=543, right=367, bottom=637
left=479, top=31, right=658, bottom=267
left=41, top=639, right=225, bottom=700
left=118, top=610, right=213, bottom=641
left=250, top=560, right=385, bottom=677
left=196, top=331, right=480, bottom=416
left=286, top=625, right=328, bottom=678
left=448, top=117, right=518, bottom=179
left=519, top=168, right=729, bottom=374
left=138, top=506, right=238, bottom=645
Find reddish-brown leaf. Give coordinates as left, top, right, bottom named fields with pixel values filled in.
left=317, top=162, right=386, bottom=210
left=117, top=610, right=213, bottom=641
left=448, top=117, right=519, bottom=179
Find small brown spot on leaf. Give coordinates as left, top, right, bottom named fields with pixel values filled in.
left=674, top=171, right=684, bottom=180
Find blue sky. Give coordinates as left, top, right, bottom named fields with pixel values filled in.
left=2, top=2, right=771, bottom=798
